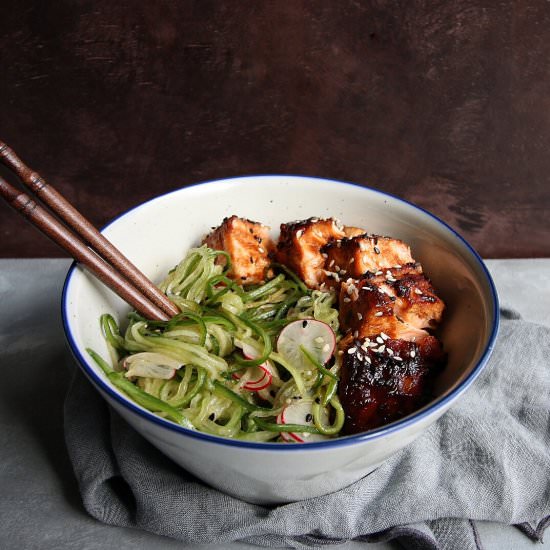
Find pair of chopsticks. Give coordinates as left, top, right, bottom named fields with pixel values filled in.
left=0, top=140, right=179, bottom=321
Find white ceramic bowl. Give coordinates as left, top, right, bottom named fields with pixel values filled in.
left=62, top=175, right=499, bottom=505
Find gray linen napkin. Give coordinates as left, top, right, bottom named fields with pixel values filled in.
left=64, top=313, right=550, bottom=550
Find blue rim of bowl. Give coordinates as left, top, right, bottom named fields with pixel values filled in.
left=62, top=175, right=500, bottom=451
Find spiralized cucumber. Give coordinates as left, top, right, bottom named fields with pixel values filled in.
left=89, top=245, right=344, bottom=441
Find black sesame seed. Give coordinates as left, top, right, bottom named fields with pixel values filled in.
left=302, top=320, right=308, bottom=328
left=305, top=414, right=313, bottom=423
left=374, top=246, right=380, bottom=254
left=250, top=256, right=254, bottom=263
left=315, top=397, right=321, bottom=404
left=208, top=413, right=215, bottom=421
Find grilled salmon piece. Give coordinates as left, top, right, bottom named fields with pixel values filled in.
left=338, top=334, right=445, bottom=434
left=203, top=216, right=274, bottom=285
left=275, top=217, right=346, bottom=289
left=322, top=234, right=414, bottom=279
left=338, top=264, right=443, bottom=339
left=362, top=265, right=444, bottom=330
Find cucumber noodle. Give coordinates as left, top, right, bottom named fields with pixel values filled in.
left=88, top=245, right=345, bottom=442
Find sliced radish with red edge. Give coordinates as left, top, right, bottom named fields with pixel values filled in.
left=277, top=319, right=336, bottom=370
left=276, top=399, right=329, bottom=442
left=232, top=341, right=274, bottom=391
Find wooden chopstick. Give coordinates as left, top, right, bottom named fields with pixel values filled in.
left=0, top=142, right=179, bottom=320
left=0, top=141, right=179, bottom=319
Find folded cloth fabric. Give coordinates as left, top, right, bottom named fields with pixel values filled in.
left=64, top=313, right=550, bottom=550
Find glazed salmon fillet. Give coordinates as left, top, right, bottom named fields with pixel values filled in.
left=338, top=333, right=445, bottom=434
left=275, top=217, right=347, bottom=289
left=336, top=258, right=446, bottom=434
left=203, top=216, right=274, bottom=285
left=338, top=264, right=444, bottom=340
left=322, top=234, right=414, bottom=280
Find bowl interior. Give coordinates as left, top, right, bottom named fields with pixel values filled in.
left=63, top=175, right=498, bottom=441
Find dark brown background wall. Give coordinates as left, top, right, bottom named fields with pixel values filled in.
left=1, top=1, right=549, bottom=258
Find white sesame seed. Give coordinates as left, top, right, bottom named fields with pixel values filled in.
left=343, top=297, right=351, bottom=303
left=321, top=253, right=328, bottom=258
left=336, top=241, right=341, bottom=248
left=374, top=311, right=383, bottom=317
left=375, top=270, right=383, bottom=276
left=357, top=312, right=363, bottom=320
left=362, top=286, right=372, bottom=291
left=393, top=265, right=402, bottom=269
left=380, top=332, right=389, bottom=340
left=347, top=347, right=357, bottom=354
left=329, top=259, right=335, bottom=267
left=340, top=270, right=347, bottom=275
left=375, top=345, right=385, bottom=353
left=296, top=229, right=304, bottom=238
left=353, top=330, right=359, bottom=338
left=410, top=350, right=416, bottom=358
left=335, top=265, right=340, bottom=272
left=376, top=336, right=384, bottom=344
left=365, top=356, right=372, bottom=364
left=386, top=276, right=397, bottom=282
left=258, top=247, right=265, bottom=253
left=350, top=257, right=355, bottom=264
left=322, top=343, right=330, bottom=352
left=359, top=241, right=368, bottom=251
left=386, top=348, right=394, bottom=356
left=314, top=336, right=324, bottom=344
left=415, top=288, right=423, bottom=295
left=338, top=350, right=344, bottom=355
left=394, top=356, right=403, bottom=361
left=357, top=353, right=363, bottom=361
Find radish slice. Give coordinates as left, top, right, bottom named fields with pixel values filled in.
left=277, top=319, right=336, bottom=370
left=232, top=342, right=274, bottom=391
left=240, top=341, right=262, bottom=360
left=123, top=352, right=181, bottom=379
left=276, top=399, right=329, bottom=442
left=232, top=364, right=272, bottom=391
left=276, top=410, right=295, bottom=442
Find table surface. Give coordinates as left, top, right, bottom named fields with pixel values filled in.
left=1, top=258, right=549, bottom=549
left=1, top=2, right=550, bottom=259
